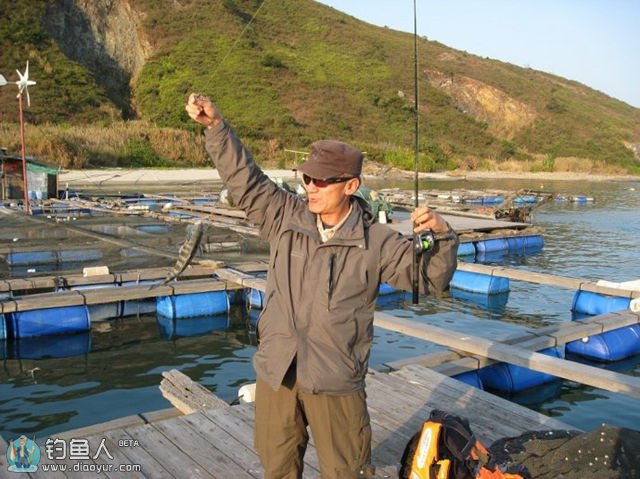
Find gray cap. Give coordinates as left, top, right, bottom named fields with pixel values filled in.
left=296, top=140, right=363, bottom=179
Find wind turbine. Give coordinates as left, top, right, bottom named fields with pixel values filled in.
left=12, top=61, right=37, bottom=213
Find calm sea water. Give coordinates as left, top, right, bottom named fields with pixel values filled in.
left=1, top=177, right=639, bottom=439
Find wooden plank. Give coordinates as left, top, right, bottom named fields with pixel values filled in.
left=374, top=311, right=640, bottom=397
left=181, top=412, right=263, bottom=478
left=124, top=423, right=215, bottom=478
left=85, top=434, right=145, bottom=479
left=379, top=366, right=574, bottom=442
left=456, top=263, right=640, bottom=299
left=152, top=416, right=254, bottom=478
left=2, top=290, right=85, bottom=312
left=387, top=310, right=640, bottom=377
left=0, top=265, right=222, bottom=294
left=138, top=408, right=182, bottom=424
left=1, top=278, right=240, bottom=313
left=102, top=429, right=170, bottom=478
left=159, top=369, right=229, bottom=414
left=215, top=268, right=268, bottom=291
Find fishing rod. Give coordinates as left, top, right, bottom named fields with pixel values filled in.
left=412, top=0, right=420, bottom=304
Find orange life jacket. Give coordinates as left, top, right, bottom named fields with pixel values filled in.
left=400, top=409, right=530, bottom=479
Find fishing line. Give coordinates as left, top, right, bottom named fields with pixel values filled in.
left=211, top=0, right=270, bottom=76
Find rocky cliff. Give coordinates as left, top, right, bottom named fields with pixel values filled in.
left=43, top=0, right=151, bottom=119
left=426, top=70, right=538, bottom=139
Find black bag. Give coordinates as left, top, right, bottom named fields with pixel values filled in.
left=399, top=409, right=487, bottom=479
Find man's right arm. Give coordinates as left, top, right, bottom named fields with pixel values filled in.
left=185, top=93, right=297, bottom=240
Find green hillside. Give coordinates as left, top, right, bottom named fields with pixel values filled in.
left=0, top=0, right=638, bottom=173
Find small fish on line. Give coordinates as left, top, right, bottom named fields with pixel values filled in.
left=149, top=221, right=205, bottom=290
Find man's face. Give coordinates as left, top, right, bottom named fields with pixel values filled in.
left=304, top=177, right=360, bottom=218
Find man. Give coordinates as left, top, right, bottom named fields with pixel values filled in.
left=185, top=93, right=458, bottom=478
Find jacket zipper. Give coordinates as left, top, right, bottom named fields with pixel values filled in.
left=327, top=253, right=336, bottom=310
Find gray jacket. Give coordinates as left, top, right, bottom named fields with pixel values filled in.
left=205, top=122, right=458, bottom=394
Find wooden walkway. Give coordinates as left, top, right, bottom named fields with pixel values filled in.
left=0, top=366, right=574, bottom=479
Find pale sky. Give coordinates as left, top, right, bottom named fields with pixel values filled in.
left=317, top=0, right=640, bottom=108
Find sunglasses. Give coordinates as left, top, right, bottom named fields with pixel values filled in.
left=302, top=174, right=355, bottom=188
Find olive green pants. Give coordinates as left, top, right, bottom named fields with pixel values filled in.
left=254, top=365, right=372, bottom=479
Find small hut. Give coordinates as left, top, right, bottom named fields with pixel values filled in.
left=0, top=147, right=59, bottom=201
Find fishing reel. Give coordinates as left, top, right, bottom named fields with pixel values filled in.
left=413, top=229, right=434, bottom=255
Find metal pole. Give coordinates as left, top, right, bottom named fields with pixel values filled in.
left=18, top=93, right=30, bottom=214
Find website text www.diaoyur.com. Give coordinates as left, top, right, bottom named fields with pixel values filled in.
left=40, top=462, right=142, bottom=473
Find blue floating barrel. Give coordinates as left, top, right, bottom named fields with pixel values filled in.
left=457, top=242, right=476, bottom=257
left=8, top=305, right=90, bottom=338
left=157, top=314, right=229, bottom=339
left=506, top=236, right=526, bottom=251
left=478, top=347, right=563, bottom=393
left=246, top=289, right=265, bottom=309
left=571, top=290, right=631, bottom=315
left=450, top=288, right=509, bottom=311
left=11, top=332, right=92, bottom=359
left=156, top=291, right=230, bottom=319
left=524, top=235, right=544, bottom=250
left=475, top=238, right=509, bottom=253
left=450, top=270, right=510, bottom=295
left=7, top=250, right=57, bottom=265
left=571, top=195, right=587, bottom=204
left=510, top=380, right=563, bottom=406
left=0, top=313, right=6, bottom=340
left=452, top=371, right=483, bottom=389
left=566, top=324, right=640, bottom=362
left=475, top=250, right=508, bottom=264
left=378, top=283, right=397, bottom=296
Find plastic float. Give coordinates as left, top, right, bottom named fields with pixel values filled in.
left=456, top=242, right=476, bottom=257
left=452, top=370, right=484, bottom=389
left=450, top=270, right=510, bottom=295
left=478, top=347, right=563, bottom=393
left=7, top=305, right=90, bottom=338
left=156, top=291, right=230, bottom=319
left=566, top=324, right=640, bottom=362
left=457, top=235, right=543, bottom=258
left=567, top=282, right=640, bottom=361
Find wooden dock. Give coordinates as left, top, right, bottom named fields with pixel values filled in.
left=0, top=365, right=575, bottom=479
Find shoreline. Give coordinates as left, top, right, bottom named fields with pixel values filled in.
left=58, top=167, right=640, bottom=187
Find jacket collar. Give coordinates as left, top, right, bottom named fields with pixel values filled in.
left=287, top=197, right=372, bottom=248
